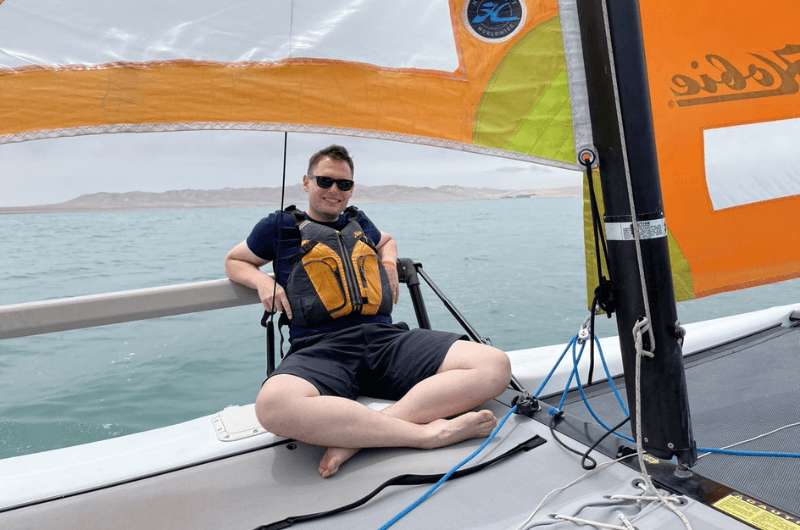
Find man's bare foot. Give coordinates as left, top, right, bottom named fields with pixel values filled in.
left=319, top=447, right=360, bottom=478
left=316, top=410, right=497, bottom=478
left=422, top=410, right=497, bottom=449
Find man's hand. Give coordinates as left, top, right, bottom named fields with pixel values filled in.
left=382, top=260, right=400, bottom=304
left=258, top=280, right=293, bottom=319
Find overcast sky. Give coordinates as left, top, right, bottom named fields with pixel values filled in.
left=0, top=130, right=580, bottom=207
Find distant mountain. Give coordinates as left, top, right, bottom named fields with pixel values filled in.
left=0, top=184, right=580, bottom=214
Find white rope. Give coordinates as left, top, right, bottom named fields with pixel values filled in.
left=599, top=0, right=655, bottom=352
left=633, top=320, right=693, bottom=530
left=551, top=513, right=627, bottom=529
left=513, top=453, right=638, bottom=530
left=697, top=421, right=800, bottom=460
left=609, top=494, right=686, bottom=504
left=632, top=319, right=656, bottom=494
left=617, top=512, right=636, bottom=530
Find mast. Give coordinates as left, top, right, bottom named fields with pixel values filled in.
left=576, top=0, right=697, bottom=466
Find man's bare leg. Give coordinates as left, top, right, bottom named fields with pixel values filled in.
left=319, top=341, right=511, bottom=477
left=255, top=369, right=500, bottom=474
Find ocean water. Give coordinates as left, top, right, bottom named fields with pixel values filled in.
left=1, top=197, right=799, bottom=459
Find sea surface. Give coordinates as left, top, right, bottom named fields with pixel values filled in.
left=2, top=197, right=799, bottom=459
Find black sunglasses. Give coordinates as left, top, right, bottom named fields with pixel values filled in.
left=313, top=175, right=354, bottom=191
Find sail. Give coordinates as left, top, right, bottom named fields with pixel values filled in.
left=0, top=0, right=580, bottom=171
left=634, top=1, right=800, bottom=298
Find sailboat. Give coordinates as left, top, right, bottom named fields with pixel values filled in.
left=1, top=0, right=799, bottom=529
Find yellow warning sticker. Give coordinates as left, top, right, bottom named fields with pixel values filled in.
left=713, top=493, right=800, bottom=530
left=642, top=454, right=659, bottom=465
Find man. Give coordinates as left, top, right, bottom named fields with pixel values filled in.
left=225, top=145, right=511, bottom=478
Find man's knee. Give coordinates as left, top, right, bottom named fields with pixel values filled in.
left=482, top=346, right=512, bottom=396
left=442, top=340, right=512, bottom=396
left=255, top=374, right=318, bottom=435
left=255, top=383, right=285, bottom=434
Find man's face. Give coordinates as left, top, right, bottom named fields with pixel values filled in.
left=303, top=156, right=354, bottom=221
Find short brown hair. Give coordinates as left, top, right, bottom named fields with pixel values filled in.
left=307, top=145, right=354, bottom=176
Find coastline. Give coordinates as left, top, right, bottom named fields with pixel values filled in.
left=0, top=186, right=580, bottom=215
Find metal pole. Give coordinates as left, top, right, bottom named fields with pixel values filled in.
left=415, top=266, right=525, bottom=394
left=577, top=0, right=696, bottom=465
left=397, top=258, right=432, bottom=330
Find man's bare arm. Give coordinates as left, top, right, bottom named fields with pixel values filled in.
left=225, top=242, right=293, bottom=318
left=376, top=232, right=399, bottom=303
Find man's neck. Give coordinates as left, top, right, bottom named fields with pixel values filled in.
left=306, top=209, right=341, bottom=223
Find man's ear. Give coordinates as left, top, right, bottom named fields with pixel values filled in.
left=302, top=174, right=310, bottom=192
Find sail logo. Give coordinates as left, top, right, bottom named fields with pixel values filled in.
left=671, top=44, right=800, bottom=107
left=464, top=0, right=526, bottom=42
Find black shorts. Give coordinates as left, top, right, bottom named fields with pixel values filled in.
left=269, top=322, right=466, bottom=401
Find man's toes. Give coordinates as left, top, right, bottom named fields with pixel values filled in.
left=318, top=461, right=339, bottom=478
left=476, top=410, right=497, bottom=424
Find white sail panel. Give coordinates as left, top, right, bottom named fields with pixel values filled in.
left=0, top=0, right=458, bottom=71
left=704, top=117, right=800, bottom=210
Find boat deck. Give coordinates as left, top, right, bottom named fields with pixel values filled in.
left=1, top=398, right=751, bottom=529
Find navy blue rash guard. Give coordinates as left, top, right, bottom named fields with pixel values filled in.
left=246, top=208, right=392, bottom=340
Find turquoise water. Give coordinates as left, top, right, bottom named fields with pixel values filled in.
left=2, top=198, right=799, bottom=459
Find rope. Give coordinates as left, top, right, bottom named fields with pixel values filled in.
left=533, top=336, right=577, bottom=398
left=618, top=512, right=636, bottom=530
left=697, top=422, right=800, bottom=460
left=551, top=514, right=627, bottom=529
left=633, top=319, right=693, bottom=530
left=514, top=453, right=638, bottom=530
left=593, top=336, right=629, bottom=415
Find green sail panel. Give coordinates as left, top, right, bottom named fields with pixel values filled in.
left=473, top=16, right=575, bottom=163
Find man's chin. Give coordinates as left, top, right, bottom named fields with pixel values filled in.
left=325, top=204, right=348, bottom=216
left=313, top=205, right=346, bottom=220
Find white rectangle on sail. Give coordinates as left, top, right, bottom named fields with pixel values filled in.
left=0, top=0, right=458, bottom=71
left=704, top=117, right=800, bottom=210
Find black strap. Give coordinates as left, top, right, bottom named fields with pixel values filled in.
left=263, top=313, right=275, bottom=376
left=253, top=434, right=546, bottom=530
left=261, top=312, right=291, bottom=376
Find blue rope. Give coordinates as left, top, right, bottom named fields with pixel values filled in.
left=557, top=339, right=586, bottom=412
left=533, top=336, right=577, bottom=398
left=697, top=447, right=800, bottom=458
left=593, top=336, right=629, bottom=416
left=569, top=338, right=635, bottom=443
left=378, top=405, right=518, bottom=530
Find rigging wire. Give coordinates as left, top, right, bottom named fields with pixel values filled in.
left=580, top=152, right=615, bottom=386
left=598, top=0, right=655, bottom=354
left=264, top=132, right=290, bottom=373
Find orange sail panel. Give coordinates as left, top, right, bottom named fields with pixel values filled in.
left=638, top=0, right=800, bottom=298
left=0, top=0, right=574, bottom=167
